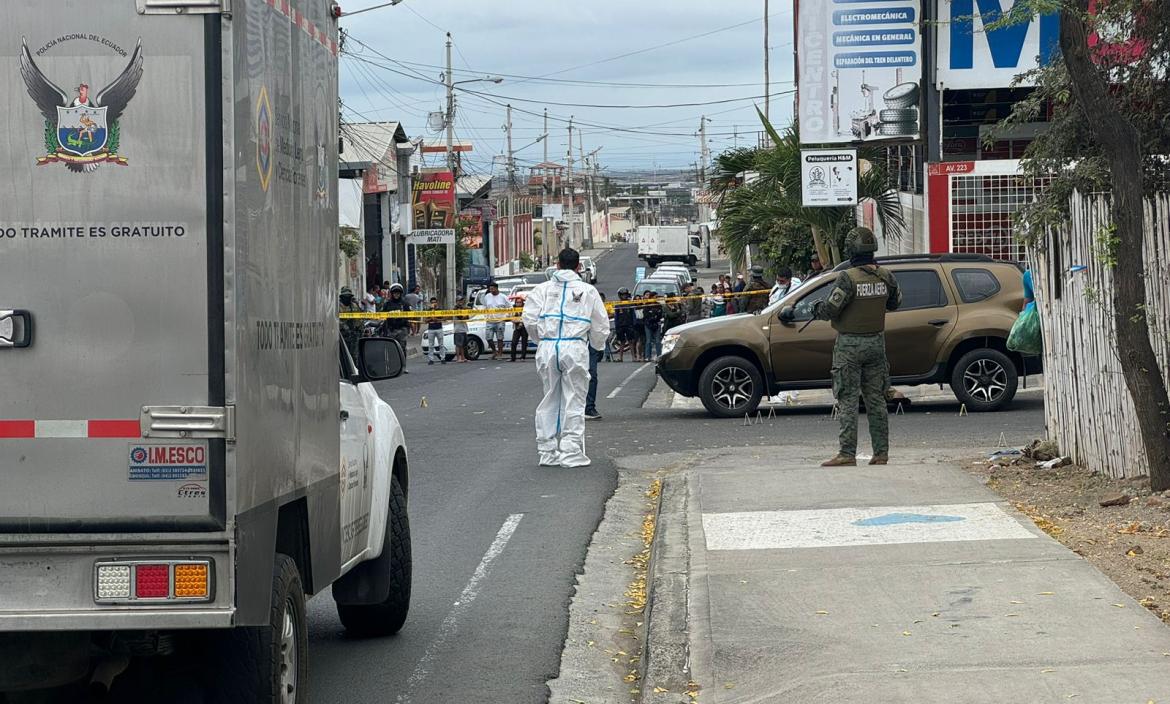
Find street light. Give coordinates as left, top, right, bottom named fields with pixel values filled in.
left=338, top=0, right=404, bottom=17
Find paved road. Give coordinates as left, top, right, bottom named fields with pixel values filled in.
left=305, top=244, right=1045, bottom=704
left=306, top=245, right=657, bottom=704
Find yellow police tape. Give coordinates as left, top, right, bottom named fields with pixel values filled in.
left=339, top=288, right=771, bottom=321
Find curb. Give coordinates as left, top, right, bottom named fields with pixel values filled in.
left=639, top=474, right=694, bottom=703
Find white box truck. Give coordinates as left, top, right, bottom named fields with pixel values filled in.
left=636, top=225, right=702, bottom=267
left=0, top=2, right=412, bottom=700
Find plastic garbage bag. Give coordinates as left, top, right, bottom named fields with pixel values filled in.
left=1007, top=304, right=1042, bottom=356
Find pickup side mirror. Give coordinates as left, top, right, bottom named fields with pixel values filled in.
left=359, top=337, right=405, bottom=381
left=778, top=306, right=796, bottom=324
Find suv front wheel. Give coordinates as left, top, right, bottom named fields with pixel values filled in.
left=950, top=348, right=1018, bottom=412
left=699, top=356, right=763, bottom=418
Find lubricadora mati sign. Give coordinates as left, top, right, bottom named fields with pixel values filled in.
left=798, top=0, right=923, bottom=144
left=935, top=0, right=1060, bottom=89
left=411, top=170, right=456, bottom=230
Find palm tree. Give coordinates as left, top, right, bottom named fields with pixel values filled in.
left=710, top=111, right=906, bottom=269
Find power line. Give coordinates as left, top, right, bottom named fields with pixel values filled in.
left=521, top=13, right=789, bottom=82
left=385, top=57, right=794, bottom=90
left=346, top=52, right=775, bottom=111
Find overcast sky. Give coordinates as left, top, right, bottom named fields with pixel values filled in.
left=338, top=0, right=796, bottom=177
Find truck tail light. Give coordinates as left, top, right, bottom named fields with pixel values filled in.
left=94, top=560, right=213, bottom=603
left=95, top=565, right=132, bottom=600
left=134, top=564, right=170, bottom=598
left=174, top=563, right=210, bottom=599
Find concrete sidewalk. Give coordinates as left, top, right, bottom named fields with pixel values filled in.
left=644, top=446, right=1170, bottom=703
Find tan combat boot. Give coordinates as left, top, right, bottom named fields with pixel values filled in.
left=821, top=454, right=857, bottom=467
left=869, top=454, right=889, bottom=465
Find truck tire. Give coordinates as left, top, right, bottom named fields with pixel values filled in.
left=950, top=348, right=1018, bottom=412
left=202, top=554, right=308, bottom=704
left=698, top=355, right=763, bottom=418
left=646, top=257, right=658, bottom=268
left=337, top=475, right=412, bottom=637
left=686, top=255, right=697, bottom=266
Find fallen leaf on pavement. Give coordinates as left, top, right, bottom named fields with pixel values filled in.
left=815, top=610, right=829, bottom=615
left=902, top=631, right=912, bottom=636
left=653, top=686, right=669, bottom=693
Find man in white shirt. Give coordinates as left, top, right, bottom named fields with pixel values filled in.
left=522, top=248, right=610, bottom=467
left=479, top=281, right=511, bottom=360
left=768, top=267, right=803, bottom=306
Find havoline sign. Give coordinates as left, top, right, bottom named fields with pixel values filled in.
left=935, top=0, right=1060, bottom=89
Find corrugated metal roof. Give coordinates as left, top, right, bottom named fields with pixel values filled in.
left=339, top=121, right=408, bottom=166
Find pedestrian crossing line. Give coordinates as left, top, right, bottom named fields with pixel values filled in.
left=702, top=503, right=1036, bottom=551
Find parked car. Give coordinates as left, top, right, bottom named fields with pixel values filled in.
left=647, top=271, right=688, bottom=289
left=508, top=283, right=539, bottom=302
left=656, top=254, right=1041, bottom=418
left=654, top=264, right=694, bottom=285
left=420, top=315, right=537, bottom=360
left=633, top=277, right=682, bottom=299
left=580, top=256, right=598, bottom=284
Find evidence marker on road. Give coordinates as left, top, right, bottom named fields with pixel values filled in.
left=701, top=502, right=1037, bottom=551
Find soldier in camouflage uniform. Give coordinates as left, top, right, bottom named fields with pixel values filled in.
left=742, top=266, right=771, bottom=314
left=339, top=286, right=363, bottom=361
left=814, top=227, right=902, bottom=466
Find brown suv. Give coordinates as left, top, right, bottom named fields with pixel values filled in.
left=656, top=254, right=1041, bottom=418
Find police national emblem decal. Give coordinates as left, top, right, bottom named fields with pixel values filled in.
left=20, top=35, right=144, bottom=173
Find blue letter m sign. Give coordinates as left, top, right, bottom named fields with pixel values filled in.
left=949, top=0, right=1060, bottom=69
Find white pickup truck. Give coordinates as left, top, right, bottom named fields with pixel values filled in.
left=1, top=2, right=411, bottom=700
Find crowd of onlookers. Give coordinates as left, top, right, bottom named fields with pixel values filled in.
left=345, top=254, right=831, bottom=365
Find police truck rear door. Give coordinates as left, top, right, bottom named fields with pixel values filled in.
left=0, top=8, right=223, bottom=531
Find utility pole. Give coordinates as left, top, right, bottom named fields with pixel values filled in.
left=763, top=0, right=770, bottom=122
left=698, top=116, right=710, bottom=184
left=506, top=103, right=516, bottom=269
left=443, top=32, right=456, bottom=308
left=566, top=117, right=574, bottom=249
left=579, top=131, right=591, bottom=249
left=543, top=108, right=550, bottom=266
left=445, top=33, right=455, bottom=174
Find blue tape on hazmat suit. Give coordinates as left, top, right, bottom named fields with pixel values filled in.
left=522, top=268, right=611, bottom=467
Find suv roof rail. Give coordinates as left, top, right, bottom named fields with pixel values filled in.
left=830, top=252, right=1011, bottom=271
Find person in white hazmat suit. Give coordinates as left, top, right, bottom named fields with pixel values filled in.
left=522, top=248, right=611, bottom=467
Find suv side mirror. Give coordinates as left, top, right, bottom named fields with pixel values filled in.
left=778, top=306, right=796, bottom=324
left=359, top=337, right=405, bottom=381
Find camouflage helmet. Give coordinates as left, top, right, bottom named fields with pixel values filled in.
left=749, top=265, right=765, bottom=279
left=340, top=286, right=353, bottom=296
left=846, top=226, right=878, bottom=255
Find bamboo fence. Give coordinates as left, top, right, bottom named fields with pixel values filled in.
left=1030, top=192, right=1170, bottom=479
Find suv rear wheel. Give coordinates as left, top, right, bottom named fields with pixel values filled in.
left=699, top=356, right=763, bottom=418
left=951, top=348, right=1018, bottom=412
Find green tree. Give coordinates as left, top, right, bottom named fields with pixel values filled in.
left=994, top=0, right=1170, bottom=489
left=710, top=111, right=906, bottom=270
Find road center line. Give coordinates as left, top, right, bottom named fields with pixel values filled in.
left=401, top=513, right=524, bottom=699
left=607, top=362, right=650, bottom=399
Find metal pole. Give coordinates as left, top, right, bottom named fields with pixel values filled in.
left=579, top=132, right=592, bottom=249
left=764, top=0, right=770, bottom=121
left=444, top=33, right=456, bottom=308
left=506, top=103, right=516, bottom=269
left=561, top=119, right=570, bottom=250
left=543, top=108, right=550, bottom=266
